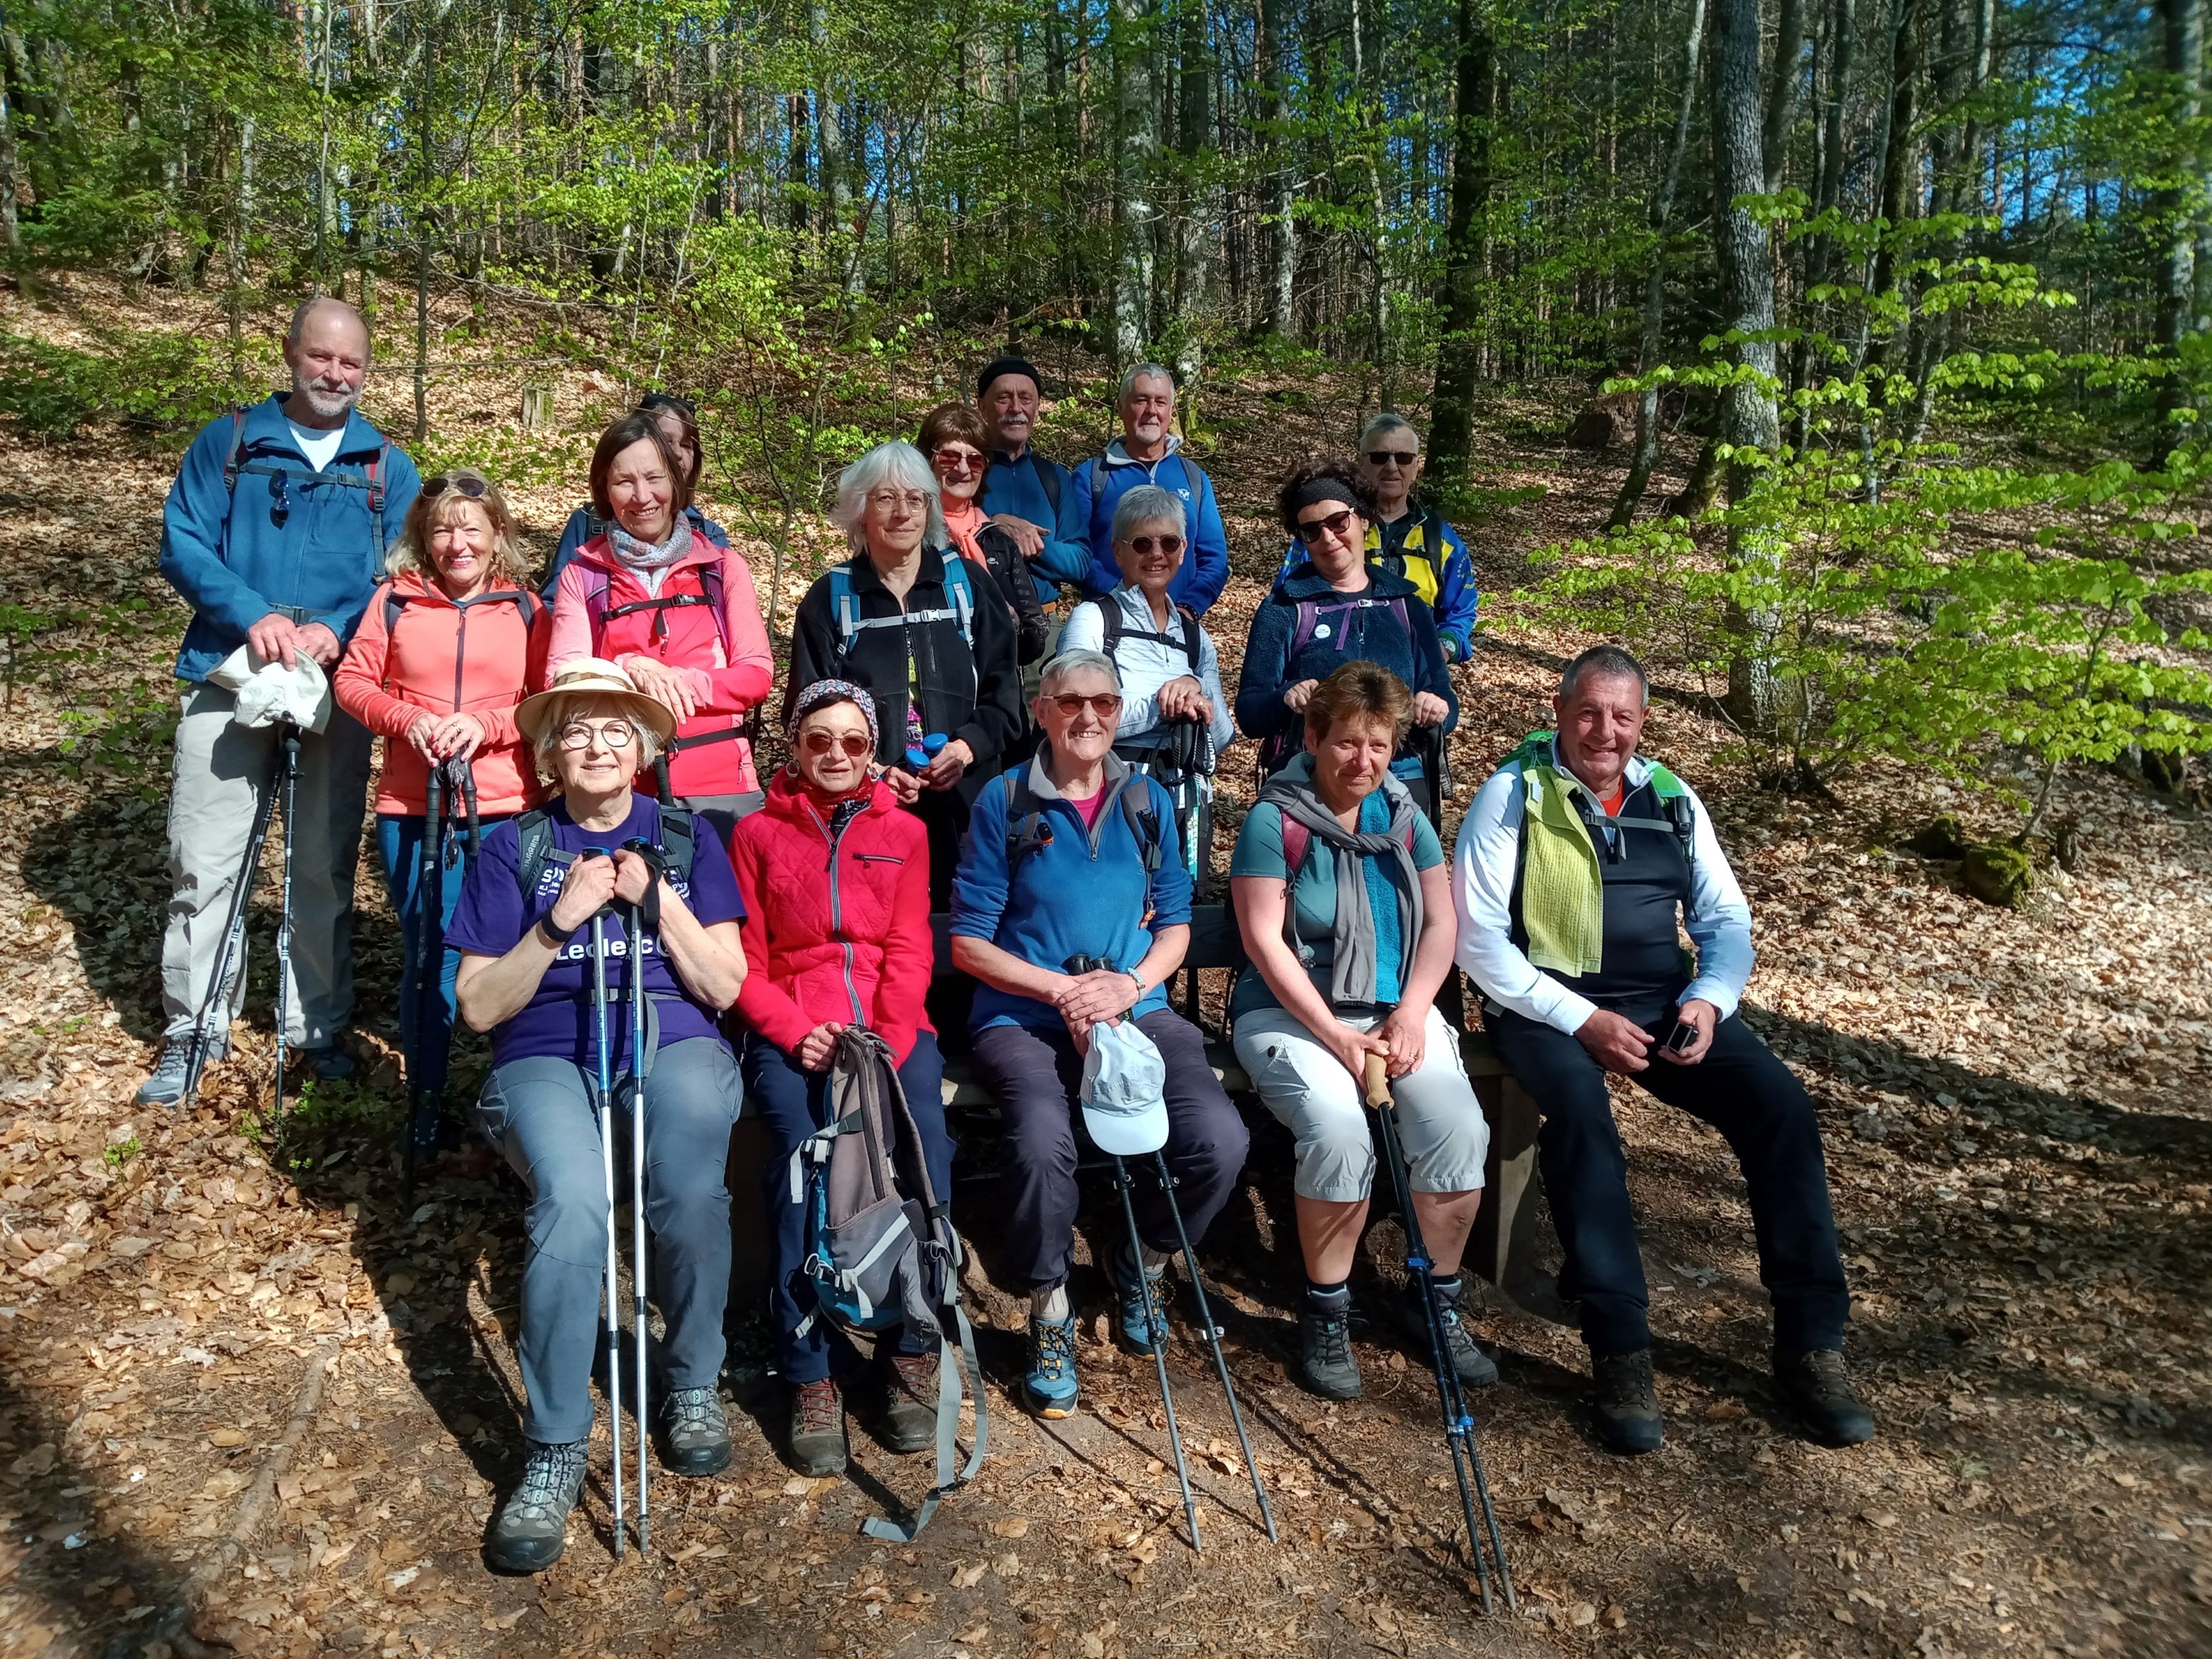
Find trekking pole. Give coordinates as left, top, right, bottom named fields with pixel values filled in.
left=449, top=753, right=482, bottom=863
left=626, top=885, right=652, bottom=1554
left=402, top=764, right=444, bottom=1207
left=586, top=876, right=627, bottom=1559
left=1365, top=1051, right=1515, bottom=1613
left=271, top=724, right=301, bottom=1114
left=179, top=747, right=284, bottom=1110
left=1109, top=1154, right=1202, bottom=1552
left=1150, top=1150, right=1277, bottom=1544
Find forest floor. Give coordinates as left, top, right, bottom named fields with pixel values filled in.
left=0, top=279, right=2207, bottom=1659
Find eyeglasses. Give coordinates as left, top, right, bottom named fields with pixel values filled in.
left=423, top=473, right=490, bottom=500
left=1125, top=534, right=1184, bottom=558
left=1364, top=450, right=1420, bottom=467
left=932, top=448, right=986, bottom=474
left=1047, top=693, right=1123, bottom=719
left=800, top=730, right=874, bottom=758
left=557, top=720, right=637, bottom=751
left=1294, top=509, right=1358, bottom=545
left=868, top=489, right=930, bottom=514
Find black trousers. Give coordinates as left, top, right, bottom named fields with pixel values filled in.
left=1487, top=1002, right=1850, bottom=1360
left=971, top=1009, right=1250, bottom=1291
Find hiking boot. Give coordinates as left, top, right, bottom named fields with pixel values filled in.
left=789, top=1378, right=847, bottom=1477
left=1776, top=1349, right=1875, bottom=1447
left=1110, top=1241, right=1168, bottom=1356
left=1296, top=1285, right=1362, bottom=1400
left=1591, top=1349, right=1664, bottom=1455
left=659, top=1385, right=732, bottom=1476
left=1398, top=1273, right=1499, bottom=1389
left=485, top=1440, right=588, bottom=1574
left=298, top=1045, right=355, bottom=1084
left=881, top=1350, right=940, bottom=1454
left=1022, top=1313, right=1080, bottom=1419
left=136, top=1035, right=221, bottom=1107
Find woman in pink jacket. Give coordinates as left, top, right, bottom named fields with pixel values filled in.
left=334, top=467, right=549, bottom=1150
left=549, top=411, right=774, bottom=841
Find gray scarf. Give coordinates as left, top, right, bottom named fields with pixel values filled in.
left=1256, top=753, right=1424, bottom=1008
left=606, top=517, right=693, bottom=594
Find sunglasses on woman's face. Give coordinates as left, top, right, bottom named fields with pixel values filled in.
left=933, top=448, right=985, bottom=474
left=800, top=730, right=873, bottom=758
left=1364, top=449, right=1419, bottom=467
left=1126, top=534, right=1184, bottom=558
left=1049, top=693, right=1123, bottom=719
left=1295, top=508, right=1358, bottom=545
left=423, top=473, right=490, bottom=500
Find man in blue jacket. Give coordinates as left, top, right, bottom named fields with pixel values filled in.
left=137, top=297, right=424, bottom=1105
left=1079, top=364, right=1229, bottom=618
left=974, top=356, right=1094, bottom=605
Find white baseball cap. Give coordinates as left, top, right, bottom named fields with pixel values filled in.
left=1080, top=1020, right=1170, bottom=1157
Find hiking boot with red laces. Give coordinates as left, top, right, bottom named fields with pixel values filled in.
left=881, top=1350, right=940, bottom=1454
left=789, top=1377, right=847, bottom=1477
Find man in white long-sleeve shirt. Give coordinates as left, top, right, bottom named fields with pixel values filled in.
left=1452, top=645, right=1871, bottom=1454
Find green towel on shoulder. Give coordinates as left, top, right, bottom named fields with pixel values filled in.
left=1513, top=738, right=1606, bottom=977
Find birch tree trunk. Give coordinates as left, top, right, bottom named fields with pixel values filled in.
left=2159, top=0, right=2204, bottom=449
left=1114, top=0, right=1157, bottom=366
left=1260, top=0, right=1296, bottom=337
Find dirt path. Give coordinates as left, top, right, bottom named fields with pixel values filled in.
left=0, top=283, right=2207, bottom=1658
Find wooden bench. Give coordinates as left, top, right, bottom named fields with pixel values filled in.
left=930, top=904, right=1566, bottom=1320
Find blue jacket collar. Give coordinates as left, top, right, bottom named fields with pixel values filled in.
left=1280, top=562, right=1418, bottom=602
left=243, top=393, right=393, bottom=462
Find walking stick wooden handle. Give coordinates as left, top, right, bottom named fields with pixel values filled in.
left=1363, top=1050, right=1391, bottom=1110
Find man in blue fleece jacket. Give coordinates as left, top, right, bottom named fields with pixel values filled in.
left=1077, top=364, right=1230, bottom=617
left=974, top=356, right=1094, bottom=604
left=138, top=297, right=422, bottom=1105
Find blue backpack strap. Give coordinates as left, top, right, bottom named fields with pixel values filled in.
left=221, top=407, right=250, bottom=494
left=827, top=564, right=859, bottom=653
left=940, top=555, right=975, bottom=645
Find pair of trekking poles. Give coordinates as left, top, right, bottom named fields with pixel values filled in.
left=1067, top=955, right=1274, bottom=1554
left=586, top=839, right=661, bottom=1559
left=401, top=756, right=481, bottom=1202
left=180, top=724, right=303, bottom=1113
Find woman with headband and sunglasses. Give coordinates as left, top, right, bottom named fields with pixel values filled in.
left=725, top=680, right=954, bottom=1476
left=1236, top=458, right=1457, bottom=823
left=335, top=467, right=551, bottom=1157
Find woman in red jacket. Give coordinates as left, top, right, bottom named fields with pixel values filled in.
left=728, top=679, right=950, bottom=1480
left=549, top=411, right=774, bottom=842
left=334, top=467, right=549, bottom=1151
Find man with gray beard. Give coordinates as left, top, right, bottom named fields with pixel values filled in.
left=138, top=297, right=422, bottom=1105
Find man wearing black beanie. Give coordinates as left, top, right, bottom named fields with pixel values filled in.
left=973, top=357, right=1093, bottom=607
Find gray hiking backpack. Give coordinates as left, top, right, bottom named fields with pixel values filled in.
left=787, top=1027, right=986, bottom=1538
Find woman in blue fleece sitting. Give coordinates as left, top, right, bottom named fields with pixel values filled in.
left=1236, top=458, right=1458, bottom=823
left=949, top=648, right=1250, bottom=1420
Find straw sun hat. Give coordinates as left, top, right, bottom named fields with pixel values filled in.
left=515, top=658, right=679, bottom=749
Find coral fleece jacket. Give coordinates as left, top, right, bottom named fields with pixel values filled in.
left=547, top=529, right=774, bottom=798
left=727, top=772, right=937, bottom=1066
left=332, top=573, right=550, bottom=816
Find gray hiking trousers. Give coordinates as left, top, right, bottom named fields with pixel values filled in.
left=476, top=1037, right=742, bottom=1445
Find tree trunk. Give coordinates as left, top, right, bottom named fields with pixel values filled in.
left=1610, top=0, right=1707, bottom=529
left=1114, top=0, right=1157, bottom=365
left=1173, top=0, right=1214, bottom=416
left=1708, top=0, right=1783, bottom=727
left=1428, top=0, right=1494, bottom=484
left=1763, top=0, right=1808, bottom=195
left=2159, top=0, right=2204, bottom=448
left=1260, top=0, right=1296, bottom=337
left=811, top=1, right=861, bottom=294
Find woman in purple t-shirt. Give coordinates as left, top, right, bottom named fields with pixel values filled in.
left=449, top=659, right=749, bottom=1575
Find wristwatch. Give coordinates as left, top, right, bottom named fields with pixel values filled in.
left=1125, top=969, right=1147, bottom=1000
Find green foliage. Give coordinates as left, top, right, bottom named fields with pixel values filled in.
left=0, top=328, right=239, bottom=440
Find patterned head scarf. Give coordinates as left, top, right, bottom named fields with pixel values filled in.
left=784, top=678, right=881, bottom=753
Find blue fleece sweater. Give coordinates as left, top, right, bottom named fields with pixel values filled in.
left=159, top=396, right=422, bottom=683
left=978, top=448, right=1095, bottom=601
left=950, top=754, right=1192, bottom=1032
left=1234, top=565, right=1458, bottom=780
left=1079, top=440, right=1230, bottom=617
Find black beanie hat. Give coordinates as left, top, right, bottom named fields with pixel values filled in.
left=976, top=356, right=1042, bottom=402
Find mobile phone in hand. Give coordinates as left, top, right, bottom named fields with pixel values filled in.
left=1663, top=1019, right=1697, bottom=1055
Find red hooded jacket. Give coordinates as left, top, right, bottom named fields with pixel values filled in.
left=728, top=771, right=936, bottom=1065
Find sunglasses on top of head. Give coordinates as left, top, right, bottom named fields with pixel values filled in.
left=422, top=472, right=491, bottom=500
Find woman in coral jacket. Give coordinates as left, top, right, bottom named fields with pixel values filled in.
left=334, top=467, right=550, bottom=1143
left=726, top=679, right=952, bottom=1482
left=548, top=410, right=774, bottom=843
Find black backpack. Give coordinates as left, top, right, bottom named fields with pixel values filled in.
left=514, top=801, right=698, bottom=907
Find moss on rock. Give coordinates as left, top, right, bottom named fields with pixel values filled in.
left=1964, top=841, right=2035, bottom=909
